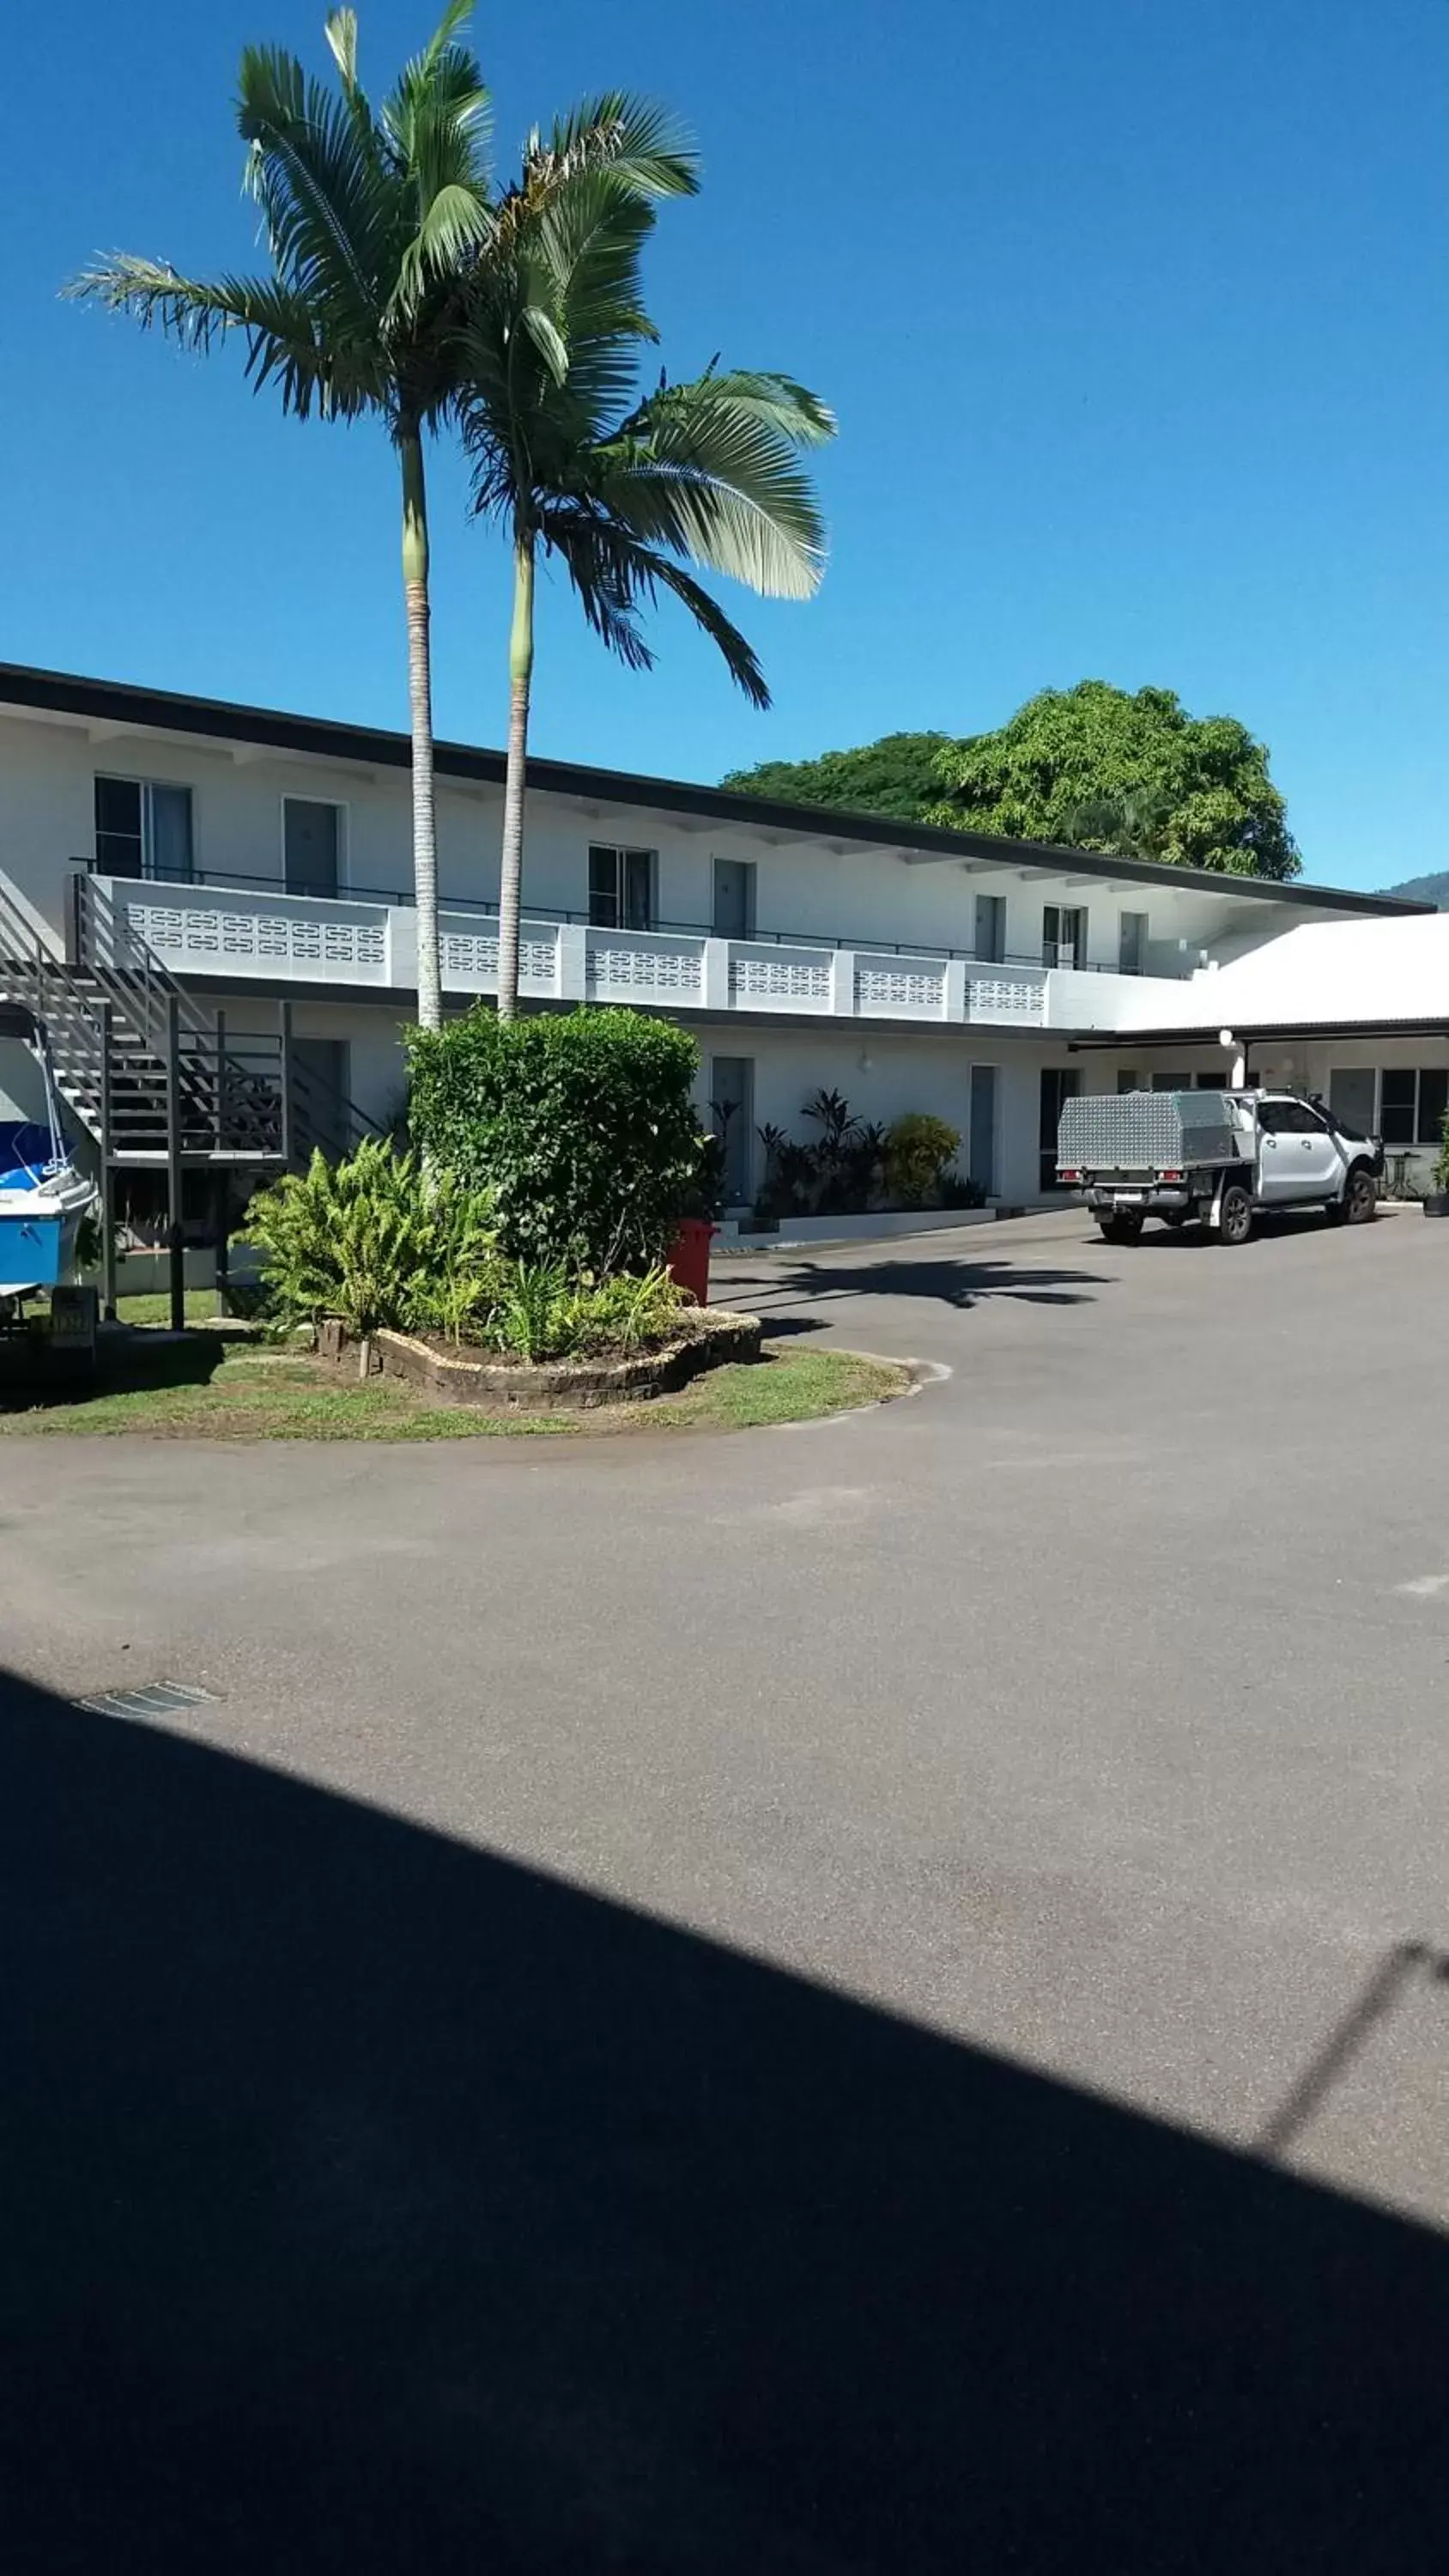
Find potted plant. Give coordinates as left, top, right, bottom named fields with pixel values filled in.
left=667, top=1128, right=726, bottom=1305
left=1425, top=1110, right=1449, bottom=1217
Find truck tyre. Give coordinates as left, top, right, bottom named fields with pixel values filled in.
left=1343, top=1163, right=1378, bottom=1225
left=1218, top=1182, right=1253, bottom=1246
left=1098, top=1211, right=1144, bottom=1244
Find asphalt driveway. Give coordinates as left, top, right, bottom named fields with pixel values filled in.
left=4, top=1201, right=1449, bottom=2569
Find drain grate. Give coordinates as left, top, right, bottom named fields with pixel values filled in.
left=76, top=1679, right=221, bottom=1723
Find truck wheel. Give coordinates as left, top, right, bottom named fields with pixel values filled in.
left=1098, top=1212, right=1143, bottom=1244
left=1343, top=1163, right=1378, bottom=1225
left=1218, top=1183, right=1253, bottom=1246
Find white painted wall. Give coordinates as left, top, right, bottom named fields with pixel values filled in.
left=2, top=694, right=1431, bottom=1215
left=0, top=700, right=1325, bottom=979
left=187, top=989, right=1112, bottom=1206
left=1110, top=911, right=1449, bottom=1036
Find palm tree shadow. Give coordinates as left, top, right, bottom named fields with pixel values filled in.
left=743, top=1253, right=1110, bottom=1316
left=3, top=1663, right=1446, bottom=2573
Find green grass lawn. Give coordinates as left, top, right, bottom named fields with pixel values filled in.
left=0, top=1343, right=907, bottom=1441
left=113, top=1289, right=225, bottom=1327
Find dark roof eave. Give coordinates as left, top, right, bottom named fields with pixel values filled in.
left=1069, top=1017, right=1449, bottom=1048
left=0, top=658, right=1426, bottom=920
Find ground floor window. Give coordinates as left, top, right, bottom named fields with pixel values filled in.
left=1378, top=1066, right=1448, bottom=1147
left=1039, top=1066, right=1079, bottom=1193
left=709, top=1056, right=755, bottom=1205
left=968, top=1064, right=998, bottom=1195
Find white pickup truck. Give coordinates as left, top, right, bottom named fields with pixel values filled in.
left=1057, top=1088, right=1384, bottom=1246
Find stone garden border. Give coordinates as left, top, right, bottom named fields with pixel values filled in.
left=316, top=1308, right=763, bottom=1412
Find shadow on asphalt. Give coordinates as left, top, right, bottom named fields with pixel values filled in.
left=0, top=1328, right=225, bottom=1413
left=735, top=1252, right=1110, bottom=1316
left=3, top=1661, right=1446, bottom=2573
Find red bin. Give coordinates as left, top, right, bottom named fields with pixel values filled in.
left=666, top=1217, right=716, bottom=1307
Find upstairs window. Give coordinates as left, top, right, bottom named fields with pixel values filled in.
left=1042, top=903, right=1087, bottom=969
left=1119, top=910, right=1148, bottom=975
left=94, top=776, right=194, bottom=882
left=589, top=844, right=655, bottom=931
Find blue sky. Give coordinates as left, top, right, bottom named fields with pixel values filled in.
left=4, top=0, right=1446, bottom=887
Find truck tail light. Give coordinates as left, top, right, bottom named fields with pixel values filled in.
left=1060, top=1169, right=1080, bottom=1182
left=1158, top=1169, right=1183, bottom=1182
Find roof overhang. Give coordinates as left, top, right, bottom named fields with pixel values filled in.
left=0, top=659, right=1428, bottom=921
left=1069, top=1018, right=1449, bottom=1050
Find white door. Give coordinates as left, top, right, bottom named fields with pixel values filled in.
left=1254, top=1099, right=1298, bottom=1200
left=1289, top=1102, right=1349, bottom=1198
left=1258, top=1100, right=1341, bottom=1200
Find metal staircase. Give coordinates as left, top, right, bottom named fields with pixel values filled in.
left=0, top=866, right=381, bottom=1321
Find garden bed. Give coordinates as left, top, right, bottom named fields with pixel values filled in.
left=0, top=1340, right=907, bottom=1440
left=316, top=1306, right=762, bottom=1409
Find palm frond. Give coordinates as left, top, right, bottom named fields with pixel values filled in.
left=324, top=7, right=360, bottom=97
left=380, top=2, right=492, bottom=200
left=646, top=366, right=836, bottom=446
left=537, top=505, right=770, bottom=704
left=516, top=179, right=658, bottom=434
left=238, top=42, right=391, bottom=338
left=538, top=507, right=657, bottom=671
left=523, top=93, right=698, bottom=206
left=634, top=549, right=771, bottom=705
left=65, top=254, right=357, bottom=413
left=594, top=374, right=832, bottom=598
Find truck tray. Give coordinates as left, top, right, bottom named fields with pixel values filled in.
left=1058, top=1090, right=1247, bottom=1174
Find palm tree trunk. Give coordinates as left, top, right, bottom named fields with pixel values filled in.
left=400, top=426, right=442, bottom=1035
left=496, top=531, right=536, bottom=1025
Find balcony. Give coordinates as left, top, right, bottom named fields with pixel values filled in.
left=80, top=872, right=1181, bottom=1036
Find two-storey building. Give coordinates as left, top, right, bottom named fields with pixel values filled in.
left=0, top=660, right=1439, bottom=1259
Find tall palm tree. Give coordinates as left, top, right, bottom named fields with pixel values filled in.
left=460, top=178, right=834, bottom=1019
left=71, top=3, right=494, bottom=1032
left=70, top=8, right=695, bottom=1033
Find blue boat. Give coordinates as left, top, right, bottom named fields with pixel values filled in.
left=0, top=1002, right=98, bottom=1302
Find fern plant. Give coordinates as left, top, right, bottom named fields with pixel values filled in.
left=492, top=1259, right=575, bottom=1361
left=240, top=1141, right=497, bottom=1352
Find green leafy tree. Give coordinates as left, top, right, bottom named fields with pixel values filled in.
left=721, top=732, right=951, bottom=823
left=459, top=167, right=834, bottom=1018
left=930, top=682, right=1299, bottom=879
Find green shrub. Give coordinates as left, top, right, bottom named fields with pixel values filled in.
left=405, top=1006, right=707, bottom=1275
left=490, top=1258, right=684, bottom=1363
left=241, top=1140, right=498, bottom=1340
left=567, top=1265, right=684, bottom=1355
left=1436, top=1110, right=1449, bottom=1192
left=885, top=1113, right=961, bottom=1206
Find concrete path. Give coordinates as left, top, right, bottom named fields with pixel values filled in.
left=4, top=1202, right=1449, bottom=2568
